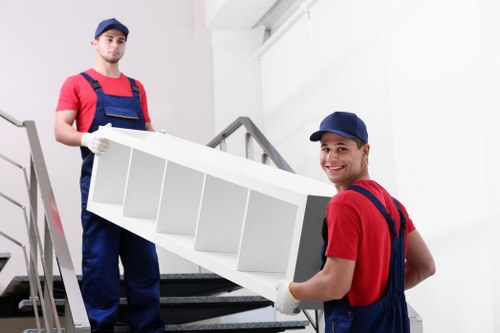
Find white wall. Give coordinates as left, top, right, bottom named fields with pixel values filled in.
left=211, top=0, right=500, bottom=332
left=0, top=0, right=213, bottom=290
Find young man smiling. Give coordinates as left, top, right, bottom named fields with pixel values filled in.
left=274, top=111, right=435, bottom=333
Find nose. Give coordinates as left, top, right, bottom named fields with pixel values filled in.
left=322, top=150, right=335, bottom=164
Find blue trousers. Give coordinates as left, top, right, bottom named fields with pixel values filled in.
left=81, top=172, right=164, bottom=333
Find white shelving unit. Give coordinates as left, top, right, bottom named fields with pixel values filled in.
left=87, top=127, right=334, bottom=307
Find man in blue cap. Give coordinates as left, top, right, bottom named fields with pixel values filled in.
left=55, top=18, right=163, bottom=332
left=274, top=111, right=435, bottom=332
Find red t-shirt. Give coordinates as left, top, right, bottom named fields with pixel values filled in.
left=325, top=180, right=416, bottom=306
left=56, top=68, right=151, bottom=132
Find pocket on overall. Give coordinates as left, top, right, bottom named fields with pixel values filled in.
left=104, top=106, right=139, bottom=120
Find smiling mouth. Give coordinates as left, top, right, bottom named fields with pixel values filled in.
left=326, top=165, right=344, bottom=172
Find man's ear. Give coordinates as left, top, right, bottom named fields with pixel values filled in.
left=363, top=144, right=370, bottom=157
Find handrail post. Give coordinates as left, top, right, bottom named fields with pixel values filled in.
left=245, top=132, right=254, bottom=160
left=28, top=159, right=48, bottom=329
left=28, top=158, right=37, bottom=280
left=44, top=216, right=55, bottom=330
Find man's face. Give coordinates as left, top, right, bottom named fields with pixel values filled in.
left=93, top=29, right=127, bottom=64
left=319, top=132, right=369, bottom=190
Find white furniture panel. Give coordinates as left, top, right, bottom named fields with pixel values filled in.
left=195, top=175, right=248, bottom=252
left=156, top=162, right=205, bottom=235
left=87, top=127, right=335, bottom=306
left=123, top=150, right=165, bottom=219
left=237, top=190, right=297, bottom=273
left=90, top=142, right=131, bottom=205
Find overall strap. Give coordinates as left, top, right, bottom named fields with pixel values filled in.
left=128, top=77, right=140, bottom=96
left=392, top=199, right=407, bottom=235
left=347, top=185, right=398, bottom=237
left=80, top=72, right=102, bottom=93
left=80, top=72, right=140, bottom=97
left=348, top=184, right=408, bottom=296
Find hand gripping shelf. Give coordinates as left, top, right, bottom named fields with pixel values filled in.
left=87, top=127, right=334, bottom=308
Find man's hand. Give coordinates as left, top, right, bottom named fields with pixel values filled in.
left=275, top=280, right=301, bottom=315
left=81, top=123, right=112, bottom=155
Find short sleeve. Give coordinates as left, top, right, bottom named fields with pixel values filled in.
left=325, top=201, right=361, bottom=260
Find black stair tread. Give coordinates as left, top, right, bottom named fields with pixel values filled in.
left=131, top=296, right=273, bottom=324
left=23, top=321, right=309, bottom=333
left=20, top=295, right=274, bottom=324
left=162, top=321, right=309, bottom=332
left=2, top=272, right=241, bottom=298
left=157, top=273, right=242, bottom=296
left=19, top=295, right=272, bottom=309
left=0, top=252, right=11, bottom=272
left=157, top=295, right=272, bottom=305
left=2, top=273, right=241, bottom=318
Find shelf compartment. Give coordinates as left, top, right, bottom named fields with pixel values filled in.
left=122, top=149, right=166, bottom=219
left=194, top=175, right=248, bottom=253
left=90, top=141, right=131, bottom=205
left=237, top=190, right=298, bottom=273
left=156, top=162, right=205, bottom=235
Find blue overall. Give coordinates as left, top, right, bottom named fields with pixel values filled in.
left=321, top=185, right=410, bottom=333
left=80, top=72, right=164, bottom=333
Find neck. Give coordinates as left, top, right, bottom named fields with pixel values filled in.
left=335, top=173, right=370, bottom=193
left=93, top=61, right=121, bottom=78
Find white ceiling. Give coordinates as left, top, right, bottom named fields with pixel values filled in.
left=204, top=0, right=303, bottom=31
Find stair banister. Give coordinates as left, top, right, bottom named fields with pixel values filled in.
left=207, top=116, right=295, bottom=173
left=0, top=229, right=42, bottom=330
left=0, top=109, right=90, bottom=332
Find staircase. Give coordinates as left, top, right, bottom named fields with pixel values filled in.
left=0, top=111, right=314, bottom=332
left=0, top=273, right=308, bottom=332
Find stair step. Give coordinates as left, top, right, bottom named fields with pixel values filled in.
left=1, top=273, right=240, bottom=318
left=20, top=295, right=274, bottom=324
left=0, top=252, right=11, bottom=273
left=2, top=273, right=240, bottom=299
left=23, top=320, right=309, bottom=333
left=125, top=295, right=273, bottom=324
left=158, top=273, right=242, bottom=296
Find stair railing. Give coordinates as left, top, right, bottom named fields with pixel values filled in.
left=207, top=116, right=319, bottom=332
left=0, top=109, right=90, bottom=332
left=0, top=228, right=41, bottom=330
left=207, top=116, right=295, bottom=173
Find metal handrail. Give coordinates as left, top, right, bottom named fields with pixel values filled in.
left=0, top=109, right=24, bottom=127
left=206, top=116, right=295, bottom=173
left=0, top=109, right=90, bottom=332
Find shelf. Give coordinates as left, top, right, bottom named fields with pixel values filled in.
left=87, top=127, right=334, bottom=308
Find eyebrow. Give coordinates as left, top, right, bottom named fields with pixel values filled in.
left=321, top=141, right=348, bottom=147
left=103, top=34, right=126, bottom=40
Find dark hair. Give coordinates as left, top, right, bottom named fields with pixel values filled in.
left=352, top=137, right=367, bottom=149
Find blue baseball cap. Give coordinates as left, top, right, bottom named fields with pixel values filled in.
left=94, top=18, right=129, bottom=39
left=310, top=111, right=368, bottom=143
